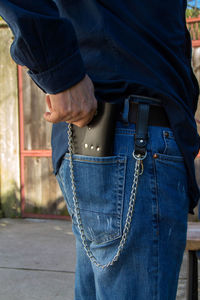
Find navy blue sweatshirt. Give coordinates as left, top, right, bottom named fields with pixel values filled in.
left=0, top=0, right=199, bottom=213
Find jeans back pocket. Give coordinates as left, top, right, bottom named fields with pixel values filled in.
left=57, top=154, right=127, bottom=245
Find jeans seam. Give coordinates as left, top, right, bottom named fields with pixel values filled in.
left=149, top=136, right=159, bottom=300
left=162, top=131, right=168, bottom=154
left=153, top=158, right=160, bottom=300
left=117, top=156, right=127, bottom=238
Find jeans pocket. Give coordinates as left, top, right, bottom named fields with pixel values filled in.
left=57, top=153, right=127, bottom=245
left=153, top=155, right=189, bottom=244
left=151, top=128, right=184, bottom=162
left=162, top=129, right=184, bottom=159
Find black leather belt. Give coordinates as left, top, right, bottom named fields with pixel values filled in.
left=128, top=102, right=170, bottom=128
left=118, top=96, right=171, bottom=157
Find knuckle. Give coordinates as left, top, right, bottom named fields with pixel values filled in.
left=76, top=108, right=82, bottom=117
left=83, top=108, right=90, bottom=116
left=61, top=109, right=69, bottom=118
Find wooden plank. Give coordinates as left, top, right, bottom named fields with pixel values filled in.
left=186, top=223, right=200, bottom=250
left=195, top=158, right=200, bottom=189
left=192, top=40, right=200, bottom=47
left=0, top=27, right=20, bottom=217
left=191, top=47, right=200, bottom=221
left=186, top=241, right=200, bottom=251
left=24, top=157, right=68, bottom=216
left=22, top=68, right=52, bottom=150
left=187, top=17, right=200, bottom=24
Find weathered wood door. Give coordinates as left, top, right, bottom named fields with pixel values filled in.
left=18, top=66, right=69, bottom=219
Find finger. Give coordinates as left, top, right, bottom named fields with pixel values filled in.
left=44, top=109, right=83, bottom=124
left=68, top=106, right=96, bottom=127
left=72, top=112, right=96, bottom=128
left=45, top=94, right=53, bottom=112
left=63, top=113, right=82, bottom=123
left=43, top=111, right=66, bottom=123
left=63, top=106, right=95, bottom=124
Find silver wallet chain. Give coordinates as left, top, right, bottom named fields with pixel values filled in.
left=67, top=123, right=145, bottom=269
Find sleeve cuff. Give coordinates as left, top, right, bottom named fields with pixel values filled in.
left=28, top=49, right=86, bottom=94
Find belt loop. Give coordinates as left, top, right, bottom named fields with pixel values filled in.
left=133, top=103, right=150, bottom=159
left=121, top=97, right=130, bottom=124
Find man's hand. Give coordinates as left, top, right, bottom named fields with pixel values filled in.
left=44, top=75, right=97, bottom=127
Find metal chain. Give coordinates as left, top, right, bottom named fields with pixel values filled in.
left=67, top=123, right=144, bottom=269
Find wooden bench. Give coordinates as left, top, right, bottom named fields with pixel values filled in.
left=186, top=222, right=200, bottom=300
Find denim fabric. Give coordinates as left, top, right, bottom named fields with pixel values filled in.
left=56, top=121, right=189, bottom=300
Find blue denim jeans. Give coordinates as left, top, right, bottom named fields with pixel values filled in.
left=56, top=120, right=189, bottom=300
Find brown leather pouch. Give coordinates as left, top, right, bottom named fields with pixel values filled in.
left=72, top=102, right=119, bottom=156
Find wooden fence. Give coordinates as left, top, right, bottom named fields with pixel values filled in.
left=0, top=21, right=67, bottom=218
left=0, top=18, right=200, bottom=218
left=187, top=16, right=200, bottom=47
left=0, top=22, right=20, bottom=217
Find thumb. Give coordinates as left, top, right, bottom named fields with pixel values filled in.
left=44, top=94, right=56, bottom=122
left=43, top=111, right=59, bottom=123
left=45, top=94, right=53, bottom=112
left=43, top=111, right=53, bottom=122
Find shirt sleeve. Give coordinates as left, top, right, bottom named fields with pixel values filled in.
left=0, top=0, right=86, bottom=94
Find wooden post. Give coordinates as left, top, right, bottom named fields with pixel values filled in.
left=190, top=46, right=200, bottom=221
left=0, top=22, right=20, bottom=217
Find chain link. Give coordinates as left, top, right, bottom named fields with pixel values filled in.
left=67, top=123, right=144, bottom=269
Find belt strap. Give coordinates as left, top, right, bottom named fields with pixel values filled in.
left=128, top=102, right=170, bottom=127
left=120, top=95, right=170, bottom=157
left=134, top=103, right=149, bottom=158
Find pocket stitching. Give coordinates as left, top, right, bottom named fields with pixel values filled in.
left=64, top=153, right=124, bottom=164
left=154, top=152, right=184, bottom=162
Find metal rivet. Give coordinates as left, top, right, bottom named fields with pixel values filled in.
left=164, top=132, right=169, bottom=138
left=97, top=147, right=100, bottom=151
left=140, top=139, right=144, bottom=143
left=84, top=144, right=88, bottom=148
left=153, top=154, right=158, bottom=159
left=90, top=145, right=94, bottom=150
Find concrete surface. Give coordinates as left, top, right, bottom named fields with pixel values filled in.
left=0, top=218, right=199, bottom=300
left=0, top=218, right=75, bottom=300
